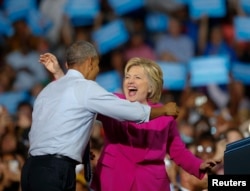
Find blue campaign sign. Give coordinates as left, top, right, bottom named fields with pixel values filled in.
left=157, top=62, right=187, bottom=90
left=108, top=0, right=145, bottom=16
left=3, top=0, right=36, bottom=22
left=189, top=56, right=230, bottom=87
left=189, top=0, right=226, bottom=19
left=232, top=62, right=250, bottom=84
left=27, top=9, right=52, bottom=36
left=0, top=90, right=30, bottom=115
left=92, top=19, right=129, bottom=55
left=240, top=0, right=250, bottom=14
left=234, top=16, right=250, bottom=41
left=145, top=12, right=168, bottom=32
left=70, top=17, right=94, bottom=27
left=96, top=70, right=122, bottom=93
left=64, top=0, right=100, bottom=26
left=0, top=12, right=13, bottom=36
left=175, top=0, right=189, bottom=5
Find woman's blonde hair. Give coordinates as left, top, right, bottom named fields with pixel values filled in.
left=124, top=57, right=163, bottom=103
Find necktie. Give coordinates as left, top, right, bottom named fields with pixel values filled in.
left=82, top=142, right=92, bottom=183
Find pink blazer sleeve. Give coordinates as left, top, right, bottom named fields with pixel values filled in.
left=167, top=120, right=205, bottom=179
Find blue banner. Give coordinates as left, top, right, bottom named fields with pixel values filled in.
left=232, top=62, right=250, bottom=84
left=0, top=12, right=13, bottom=36
left=64, top=0, right=100, bottom=26
left=189, top=56, right=230, bottom=87
left=240, top=0, right=250, bottom=14
left=157, top=62, right=187, bottom=90
left=108, top=0, right=144, bottom=16
left=0, top=91, right=29, bottom=115
left=234, top=16, right=250, bottom=41
left=27, top=9, right=52, bottom=36
left=189, top=0, right=226, bottom=18
left=92, top=19, right=129, bottom=55
left=96, top=71, right=122, bottom=93
left=175, top=0, right=189, bottom=5
left=3, top=0, right=36, bottom=22
left=145, top=12, right=168, bottom=32
left=70, top=17, right=94, bottom=27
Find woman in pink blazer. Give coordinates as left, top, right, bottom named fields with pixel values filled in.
left=91, top=58, right=219, bottom=191
left=40, top=55, right=219, bottom=191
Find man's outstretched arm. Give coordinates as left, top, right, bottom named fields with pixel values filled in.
left=40, top=53, right=179, bottom=120
left=150, top=102, right=179, bottom=120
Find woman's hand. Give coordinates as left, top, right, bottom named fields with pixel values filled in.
left=200, top=158, right=222, bottom=173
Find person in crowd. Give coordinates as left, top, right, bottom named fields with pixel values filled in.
left=227, top=80, right=250, bottom=125
left=179, top=132, right=218, bottom=191
left=198, top=22, right=237, bottom=62
left=197, top=21, right=238, bottom=111
left=5, top=20, right=49, bottom=92
left=154, top=16, right=194, bottom=63
left=42, top=54, right=220, bottom=191
left=213, top=127, right=245, bottom=175
left=0, top=105, right=13, bottom=138
left=123, top=31, right=156, bottom=62
left=225, top=128, right=244, bottom=144
left=21, top=40, right=179, bottom=191
left=15, top=101, right=33, bottom=158
left=0, top=151, right=24, bottom=191
left=0, top=64, right=16, bottom=93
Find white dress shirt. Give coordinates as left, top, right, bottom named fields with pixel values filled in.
left=29, top=69, right=151, bottom=162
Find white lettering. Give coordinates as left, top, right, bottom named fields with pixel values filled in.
left=211, top=179, right=247, bottom=187
left=212, top=179, right=218, bottom=186
left=241, top=181, right=247, bottom=186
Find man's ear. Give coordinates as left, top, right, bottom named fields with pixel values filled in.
left=65, top=62, right=68, bottom=69
left=82, top=57, right=94, bottom=77
left=89, top=57, right=95, bottom=66
left=86, top=57, right=93, bottom=71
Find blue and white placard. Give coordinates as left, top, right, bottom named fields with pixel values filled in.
left=189, top=0, right=226, bottom=19
left=64, top=0, right=100, bottom=26
left=175, top=0, right=189, bottom=5
left=27, top=9, right=52, bottom=36
left=232, top=62, right=250, bottom=84
left=234, top=16, right=250, bottom=41
left=157, top=62, right=187, bottom=90
left=145, top=12, right=168, bottom=32
left=96, top=70, right=122, bottom=93
left=0, top=90, right=30, bottom=115
left=0, top=12, right=13, bottom=36
left=240, top=0, right=250, bottom=14
left=189, top=56, right=230, bottom=87
left=108, top=0, right=144, bottom=16
left=3, top=0, right=36, bottom=22
left=92, top=19, right=129, bottom=55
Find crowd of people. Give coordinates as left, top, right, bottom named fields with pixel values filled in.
left=0, top=0, right=250, bottom=191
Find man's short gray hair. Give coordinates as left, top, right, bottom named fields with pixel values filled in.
left=66, top=41, right=98, bottom=67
